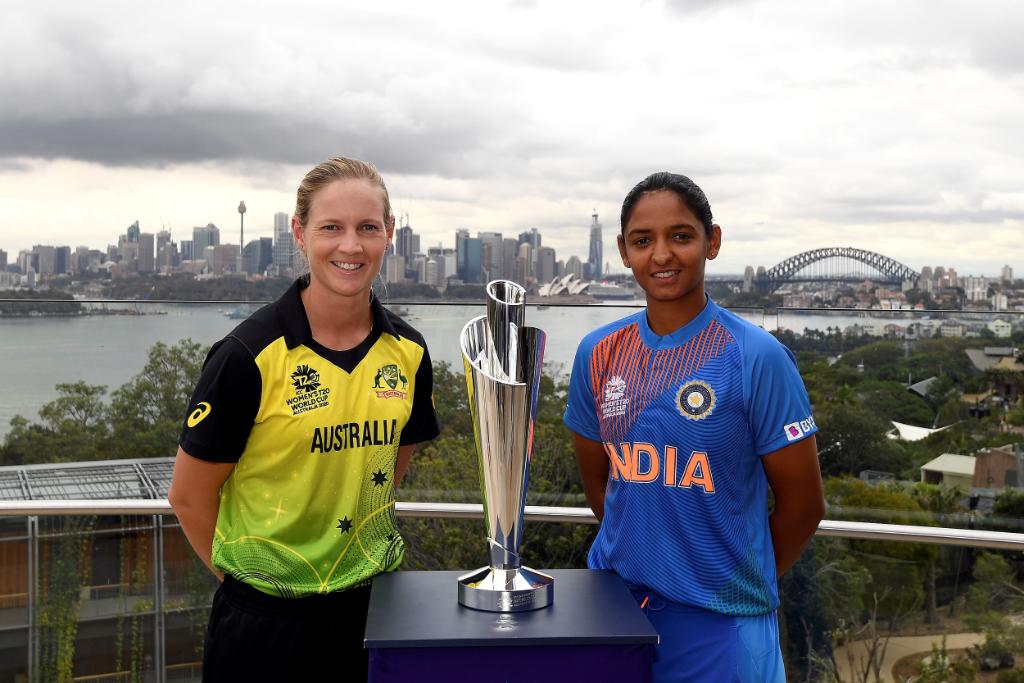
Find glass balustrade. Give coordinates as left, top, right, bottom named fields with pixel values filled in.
left=0, top=297, right=1021, bottom=681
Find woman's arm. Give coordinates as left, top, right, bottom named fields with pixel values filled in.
left=168, top=447, right=235, bottom=581
left=395, top=444, right=417, bottom=487
left=762, top=436, right=825, bottom=577
left=573, top=433, right=610, bottom=522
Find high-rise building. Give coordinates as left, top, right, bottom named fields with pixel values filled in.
left=126, top=221, right=141, bottom=243
left=536, top=246, right=556, bottom=284
left=0, top=249, right=6, bottom=270
left=242, top=240, right=262, bottom=275
left=32, top=245, right=56, bottom=278
left=138, top=233, right=155, bottom=272
left=1002, top=265, right=1014, bottom=283
left=396, top=224, right=415, bottom=261
left=257, top=237, right=273, bottom=274
left=518, top=228, right=541, bottom=250
left=54, top=246, right=71, bottom=275
left=502, top=239, right=518, bottom=284
left=513, top=244, right=531, bottom=286
left=180, top=240, right=194, bottom=262
left=565, top=255, right=583, bottom=279
left=384, top=253, right=406, bottom=284
left=273, top=212, right=294, bottom=276
left=455, top=231, right=482, bottom=284
left=455, top=230, right=470, bottom=281
left=193, top=223, right=220, bottom=258
left=478, top=232, right=503, bottom=280
left=587, top=211, right=602, bottom=281
left=396, top=222, right=421, bottom=278
left=205, top=244, right=238, bottom=275
left=442, top=248, right=457, bottom=286
left=156, top=230, right=172, bottom=266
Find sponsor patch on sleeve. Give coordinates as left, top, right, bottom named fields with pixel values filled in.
left=783, top=416, right=817, bottom=442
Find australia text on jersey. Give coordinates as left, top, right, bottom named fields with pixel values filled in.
left=310, top=419, right=399, bottom=454
left=604, top=442, right=716, bottom=493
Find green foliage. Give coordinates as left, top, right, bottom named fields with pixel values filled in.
left=966, top=553, right=1024, bottom=614
left=994, top=490, right=1024, bottom=519
left=1, top=339, right=206, bottom=464
left=996, top=669, right=1024, bottom=683
left=0, top=288, right=84, bottom=316
left=107, top=339, right=206, bottom=459
left=37, top=516, right=96, bottom=683
left=812, top=536, right=872, bottom=630
left=1, top=383, right=111, bottom=465
left=913, top=637, right=978, bottom=682
left=824, top=477, right=931, bottom=618
left=816, top=405, right=910, bottom=477
left=964, top=612, right=1024, bottom=672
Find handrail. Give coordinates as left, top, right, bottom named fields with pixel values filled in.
left=2, top=499, right=1024, bottom=550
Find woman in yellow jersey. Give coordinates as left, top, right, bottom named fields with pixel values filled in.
left=169, top=157, right=439, bottom=682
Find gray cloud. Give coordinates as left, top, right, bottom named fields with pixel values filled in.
left=0, top=111, right=492, bottom=175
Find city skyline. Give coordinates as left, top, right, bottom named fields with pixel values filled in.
left=1, top=1, right=1023, bottom=276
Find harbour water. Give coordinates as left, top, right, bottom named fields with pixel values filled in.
left=0, top=300, right=1000, bottom=439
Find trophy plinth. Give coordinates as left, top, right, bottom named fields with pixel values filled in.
left=458, top=280, right=552, bottom=613
left=457, top=566, right=553, bottom=613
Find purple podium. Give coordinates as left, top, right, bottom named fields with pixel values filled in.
left=364, top=569, right=658, bottom=683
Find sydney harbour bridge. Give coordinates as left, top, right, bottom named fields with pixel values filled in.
left=712, top=247, right=920, bottom=294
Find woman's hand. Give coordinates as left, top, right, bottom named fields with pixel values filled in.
left=168, top=448, right=235, bottom=579
left=762, top=436, right=825, bottom=577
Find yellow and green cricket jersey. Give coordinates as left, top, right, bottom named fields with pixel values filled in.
left=179, top=280, right=439, bottom=598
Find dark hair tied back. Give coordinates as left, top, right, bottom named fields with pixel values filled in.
left=620, top=172, right=714, bottom=237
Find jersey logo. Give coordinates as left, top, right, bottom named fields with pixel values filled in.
left=784, top=416, right=817, bottom=441
left=373, top=364, right=408, bottom=399
left=287, top=364, right=331, bottom=415
left=291, top=364, right=321, bottom=394
left=601, top=376, right=629, bottom=418
left=187, top=402, right=211, bottom=427
left=676, top=381, right=715, bottom=420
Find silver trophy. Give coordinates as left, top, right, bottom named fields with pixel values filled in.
left=457, top=280, right=554, bottom=612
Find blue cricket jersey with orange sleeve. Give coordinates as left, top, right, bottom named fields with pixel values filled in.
left=564, top=297, right=817, bottom=616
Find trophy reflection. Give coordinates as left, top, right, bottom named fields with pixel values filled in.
left=457, top=280, right=554, bottom=612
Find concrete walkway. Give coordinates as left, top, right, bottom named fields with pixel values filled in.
left=833, top=632, right=983, bottom=682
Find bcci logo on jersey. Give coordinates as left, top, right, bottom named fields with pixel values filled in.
left=373, top=364, right=408, bottom=400
left=676, top=381, right=716, bottom=421
left=600, top=376, right=628, bottom=419
left=784, top=415, right=817, bottom=441
left=287, top=364, right=330, bottom=415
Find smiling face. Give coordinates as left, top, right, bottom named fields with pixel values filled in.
left=618, top=189, right=722, bottom=313
left=292, top=178, right=394, bottom=302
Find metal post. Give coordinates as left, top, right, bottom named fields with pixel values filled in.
left=153, top=515, right=166, bottom=683
left=27, top=515, right=38, bottom=683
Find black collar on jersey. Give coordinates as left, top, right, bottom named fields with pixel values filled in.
left=276, top=278, right=399, bottom=373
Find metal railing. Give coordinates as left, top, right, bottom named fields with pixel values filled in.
left=3, top=499, right=1024, bottom=550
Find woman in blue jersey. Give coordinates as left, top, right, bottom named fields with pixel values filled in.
left=169, top=157, right=439, bottom=682
left=564, top=172, right=824, bottom=682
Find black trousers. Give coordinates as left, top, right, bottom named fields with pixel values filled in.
left=203, top=575, right=371, bottom=682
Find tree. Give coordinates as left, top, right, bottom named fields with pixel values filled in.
left=107, top=338, right=206, bottom=459
left=1, top=382, right=110, bottom=465
left=817, top=406, right=909, bottom=478
left=904, top=482, right=964, bottom=624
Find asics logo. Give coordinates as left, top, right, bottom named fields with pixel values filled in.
left=187, top=402, right=212, bottom=428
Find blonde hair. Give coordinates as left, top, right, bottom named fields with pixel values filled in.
left=293, top=156, right=393, bottom=227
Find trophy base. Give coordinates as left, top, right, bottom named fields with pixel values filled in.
left=456, top=566, right=554, bottom=612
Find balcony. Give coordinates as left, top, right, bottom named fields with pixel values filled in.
left=1, top=297, right=1022, bottom=681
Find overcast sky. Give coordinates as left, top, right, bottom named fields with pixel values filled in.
left=1, top=0, right=1022, bottom=276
